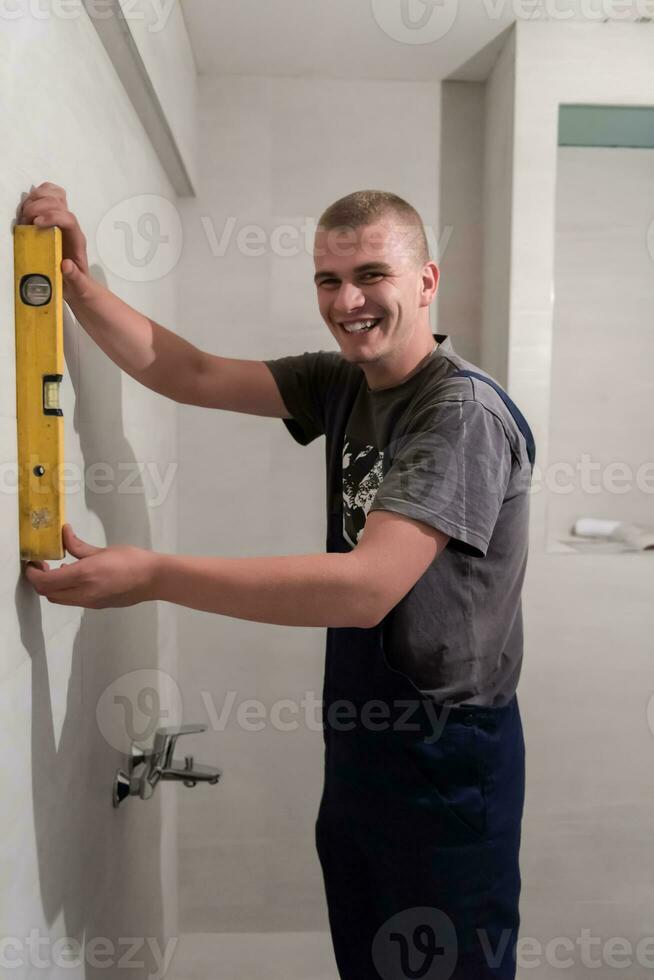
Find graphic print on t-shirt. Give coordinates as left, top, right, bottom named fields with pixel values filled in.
left=342, top=435, right=385, bottom=548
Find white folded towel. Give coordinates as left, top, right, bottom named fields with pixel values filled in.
left=572, top=518, right=654, bottom=551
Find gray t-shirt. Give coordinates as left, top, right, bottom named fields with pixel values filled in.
left=264, top=333, right=532, bottom=707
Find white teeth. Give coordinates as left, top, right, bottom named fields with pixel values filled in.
left=341, top=319, right=379, bottom=333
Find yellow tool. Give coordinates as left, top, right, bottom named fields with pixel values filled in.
left=14, top=224, right=65, bottom=561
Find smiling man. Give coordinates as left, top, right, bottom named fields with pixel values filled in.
left=22, top=184, right=533, bottom=980
left=262, top=192, right=534, bottom=980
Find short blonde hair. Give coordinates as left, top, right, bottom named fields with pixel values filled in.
left=317, top=189, right=429, bottom=266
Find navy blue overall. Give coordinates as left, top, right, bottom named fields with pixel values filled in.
left=315, top=371, right=534, bottom=980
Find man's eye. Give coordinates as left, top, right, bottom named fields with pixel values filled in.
left=360, top=272, right=383, bottom=281
left=318, top=279, right=338, bottom=287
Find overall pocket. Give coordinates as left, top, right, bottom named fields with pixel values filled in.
left=401, top=723, right=488, bottom=841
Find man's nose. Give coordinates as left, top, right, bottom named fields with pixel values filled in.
left=333, top=281, right=365, bottom=312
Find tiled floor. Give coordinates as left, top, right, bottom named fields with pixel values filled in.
left=166, top=932, right=338, bottom=980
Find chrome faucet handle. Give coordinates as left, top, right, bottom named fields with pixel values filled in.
left=156, top=723, right=208, bottom=736
left=152, top=724, right=208, bottom=768
left=113, top=724, right=220, bottom=807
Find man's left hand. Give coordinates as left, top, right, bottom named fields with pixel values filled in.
left=24, top=524, right=160, bottom=608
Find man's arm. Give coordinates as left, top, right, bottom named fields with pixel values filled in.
left=152, top=550, right=377, bottom=628
left=26, top=515, right=448, bottom=623
left=19, top=184, right=206, bottom=403
left=152, top=511, right=449, bottom=626
left=18, top=183, right=290, bottom=415
left=25, top=525, right=381, bottom=628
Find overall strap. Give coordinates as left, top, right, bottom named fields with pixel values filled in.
left=451, top=369, right=536, bottom=471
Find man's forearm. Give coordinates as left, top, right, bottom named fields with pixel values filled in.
left=151, top=550, right=377, bottom=629
left=68, top=279, right=202, bottom=403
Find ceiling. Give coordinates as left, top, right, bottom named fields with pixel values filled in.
left=179, top=0, right=649, bottom=83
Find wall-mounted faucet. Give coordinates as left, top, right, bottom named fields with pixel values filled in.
left=113, top=723, right=221, bottom=808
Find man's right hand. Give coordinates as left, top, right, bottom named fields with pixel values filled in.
left=18, top=182, right=96, bottom=304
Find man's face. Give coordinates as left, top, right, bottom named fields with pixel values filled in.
left=313, top=218, right=436, bottom=364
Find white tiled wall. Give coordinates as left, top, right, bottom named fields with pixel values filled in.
left=481, top=26, right=516, bottom=389
left=509, top=19, right=654, bottom=488
left=439, top=81, right=485, bottom=365
left=548, top=145, right=654, bottom=547
left=0, top=9, right=190, bottom=976
left=505, top=22, right=654, bottom=978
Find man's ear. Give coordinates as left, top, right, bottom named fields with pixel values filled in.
left=419, top=261, right=439, bottom=307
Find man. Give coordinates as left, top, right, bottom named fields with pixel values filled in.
left=22, top=184, right=532, bottom=979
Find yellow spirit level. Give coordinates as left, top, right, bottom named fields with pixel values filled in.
left=14, top=224, right=65, bottom=561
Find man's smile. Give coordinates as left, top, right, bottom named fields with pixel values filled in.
left=336, top=316, right=384, bottom=334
